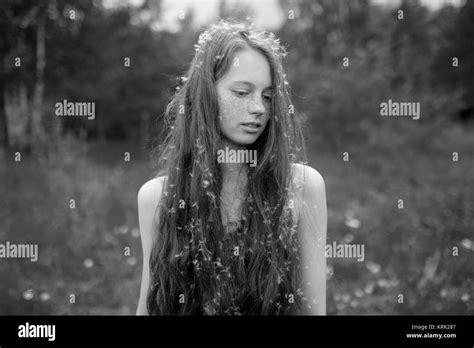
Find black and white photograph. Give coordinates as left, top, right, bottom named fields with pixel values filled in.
left=0, top=0, right=473, bottom=345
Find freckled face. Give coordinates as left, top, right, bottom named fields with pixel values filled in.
left=216, top=48, right=272, bottom=146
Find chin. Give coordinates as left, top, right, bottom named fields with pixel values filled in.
left=228, top=134, right=259, bottom=146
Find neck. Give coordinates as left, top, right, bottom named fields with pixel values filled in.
left=219, top=140, right=248, bottom=181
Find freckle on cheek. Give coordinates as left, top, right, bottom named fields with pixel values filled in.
left=223, top=94, right=248, bottom=118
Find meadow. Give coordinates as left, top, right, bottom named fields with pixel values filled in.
left=1, top=116, right=472, bottom=315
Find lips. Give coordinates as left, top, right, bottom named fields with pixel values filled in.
left=241, top=122, right=261, bottom=129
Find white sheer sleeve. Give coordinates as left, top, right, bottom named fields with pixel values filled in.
left=293, top=164, right=327, bottom=315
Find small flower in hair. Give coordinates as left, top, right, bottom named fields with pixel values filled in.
left=198, top=31, right=212, bottom=44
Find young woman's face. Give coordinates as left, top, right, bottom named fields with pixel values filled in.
left=216, top=47, right=272, bottom=147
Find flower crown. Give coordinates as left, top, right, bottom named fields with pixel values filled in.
left=193, top=19, right=288, bottom=59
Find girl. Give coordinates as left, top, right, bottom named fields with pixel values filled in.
left=136, top=20, right=327, bottom=315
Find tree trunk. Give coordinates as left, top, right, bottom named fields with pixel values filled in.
left=31, top=13, right=46, bottom=154
left=0, top=79, right=10, bottom=151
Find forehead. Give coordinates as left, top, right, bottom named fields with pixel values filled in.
left=219, top=48, right=272, bottom=88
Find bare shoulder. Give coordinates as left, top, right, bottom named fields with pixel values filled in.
left=137, top=176, right=167, bottom=208
left=291, top=163, right=325, bottom=191
left=290, top=163, right=327, bottom=224
left=137, top=176, right=167, bottom=242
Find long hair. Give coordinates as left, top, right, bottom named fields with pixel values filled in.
left=147, top=19, right=308, bottom=315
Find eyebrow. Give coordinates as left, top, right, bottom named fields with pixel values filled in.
left=231, top=81, right=272, bottom=92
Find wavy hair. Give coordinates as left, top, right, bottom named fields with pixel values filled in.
left=147, top=19, right=309, bottom=315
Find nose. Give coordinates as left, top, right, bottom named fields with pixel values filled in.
left=248, top=94, right=266, bottom=116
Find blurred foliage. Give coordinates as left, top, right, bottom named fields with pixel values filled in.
left=0, top=0, right=473, bottom=314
